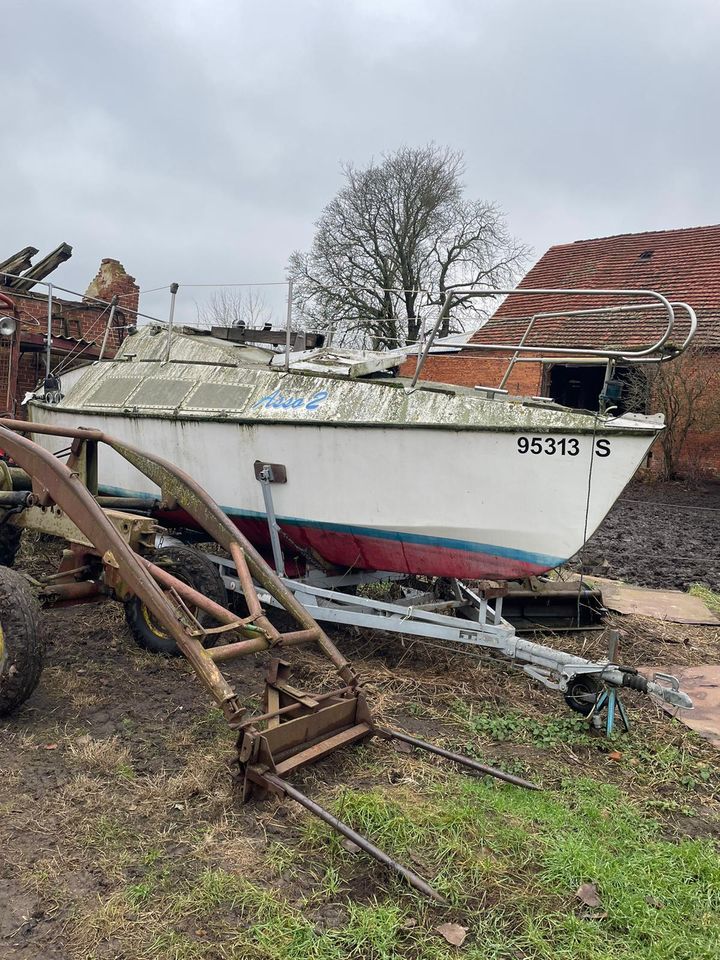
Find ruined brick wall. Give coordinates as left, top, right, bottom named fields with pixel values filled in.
left=0, top=259, right=139, bottom=416
left=85, top=259, right=139, bottom=316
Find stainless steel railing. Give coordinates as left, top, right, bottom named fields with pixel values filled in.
left=410, top=287, right=698, bottom=389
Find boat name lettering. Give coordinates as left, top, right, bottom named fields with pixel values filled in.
left=517, top=436, right=611, bottom=457
left=252, top=389, right=329, bottom=412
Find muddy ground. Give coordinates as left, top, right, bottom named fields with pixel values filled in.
left=577, top=479, right=720, bottom=592
left=1, top=493, right=719, bottom=959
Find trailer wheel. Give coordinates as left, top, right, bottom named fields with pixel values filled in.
left=564, top=675, right=603, bottom=716
left=0, top=524, right=22, bottom=568
left=124, top=545, right=228, bottom=656
left=0, top=568, right=45, bottom=717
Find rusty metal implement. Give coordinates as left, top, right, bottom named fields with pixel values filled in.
left=0, top=417, right=539, bottom=901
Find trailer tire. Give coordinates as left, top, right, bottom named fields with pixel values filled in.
left=124, top=545, right=228, bottom=656
left=0, top=568, right=45, bottom=717
left=0, top=524, right=22, bottom=568
left=564, top=675, right=603, bottom=716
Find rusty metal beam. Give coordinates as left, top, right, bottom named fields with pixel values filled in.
left=5, top=416, right=358, bottom=688
left=141, top=556, right=253, bottom=632
left=379, top=728, right=540, bottom=790
left=0, top=422, right=242, bottom=718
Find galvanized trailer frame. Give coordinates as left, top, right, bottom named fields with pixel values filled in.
left=205, top=465, right=693, bottom=719
left=0, top=417, right=540, bottom=902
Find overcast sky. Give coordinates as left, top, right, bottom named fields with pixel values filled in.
left=3, top=0, right=719, bottom=322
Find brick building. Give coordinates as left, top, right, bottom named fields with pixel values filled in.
left=402, top=225, right=720, bottom=476
left=0, top=247, right=139, bottom=416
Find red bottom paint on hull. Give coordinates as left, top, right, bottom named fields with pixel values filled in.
left=159, top=509, right=549, bottom=580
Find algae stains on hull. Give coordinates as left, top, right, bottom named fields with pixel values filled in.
left=42, top=327, right=661, bottom=438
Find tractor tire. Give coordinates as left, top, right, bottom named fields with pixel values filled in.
left=124, top=545, right=228, bottom=656
left=564, top=674, right=603, bottom=716
left=0, top=567, right=45, bottom=717
left=0, top=524, right=22, bottom=568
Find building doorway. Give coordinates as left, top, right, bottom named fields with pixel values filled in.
left=547, top=363, right=639, bottom=413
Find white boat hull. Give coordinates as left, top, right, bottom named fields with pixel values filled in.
left=29, top=405, right=655, bottom=580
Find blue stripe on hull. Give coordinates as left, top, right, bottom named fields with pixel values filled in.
left=100, top=484, right=566, bottom=569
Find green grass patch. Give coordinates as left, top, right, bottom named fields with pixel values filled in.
left=450, top=702, right=717, bottom=796
left=298, top=776, right=720, bottom=959
left=62, top=788, right=720, bottom=960
left=689, top=582, right=720, bottom=613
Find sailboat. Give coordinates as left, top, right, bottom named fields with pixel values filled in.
left=27, top=285, right=694, bottom=581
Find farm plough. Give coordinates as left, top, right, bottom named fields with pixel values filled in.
left=0, top=418, right=538, bottom=902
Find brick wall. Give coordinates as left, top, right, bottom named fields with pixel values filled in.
left=84, top=259, right=140, bottom=316
left=0, top=259, right=139, bottom=417
left=399, top=352, right=544, bottom=397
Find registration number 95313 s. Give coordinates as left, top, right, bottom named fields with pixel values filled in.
left=517, top=436, right=611, bottom=457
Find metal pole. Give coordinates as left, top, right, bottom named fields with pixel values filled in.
left=45, top=282, right=53, bottom=378
left=259, top=467, right=286, bottom=577
left=284, top=278, right=294, bottom=372
left=410, top=295, right=453, bottom=388
left=599, top=358, right=616, bottom=414
left=380, top=728, right=540, bottom=790
left=98, top=295, right=119, bottom=361
left=163, top=283, right=179, bottom=363
left=498, top=312, right=540, bottom=390
left=263, top=772, right=445, bottom=902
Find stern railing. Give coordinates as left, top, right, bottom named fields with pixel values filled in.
left=410, top=287, right=698, bottom=390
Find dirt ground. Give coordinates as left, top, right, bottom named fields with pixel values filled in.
left=577, top=479, right=720, bottom=592
left=1, top=503, right=719, bottom=959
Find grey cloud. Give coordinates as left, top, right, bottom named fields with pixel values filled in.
left=2, top=0, right=718, bottom=323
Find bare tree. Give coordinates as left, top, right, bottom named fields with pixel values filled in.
left=288, top=144, right=528, bottom=349
left=625, top=347, right=720, bottom=479
left=196, top=288, right=273, bottom=329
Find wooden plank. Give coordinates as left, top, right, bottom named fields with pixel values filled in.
left=0, top=246, right=38, bottom=280
left=584, top=576, right=720, bottom=625
left=643, top=665, right=720, bottom=748
left=8, top=243, right=72, bottom=292
left=210, top=325, right=324, bottom=349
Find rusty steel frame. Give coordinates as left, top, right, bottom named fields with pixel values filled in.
left=0, top=417, right=539, bottom=900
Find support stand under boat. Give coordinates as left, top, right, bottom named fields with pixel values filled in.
left=205, top=463, right=694, bottom=726
left=0, top=418, right=538, bottom=902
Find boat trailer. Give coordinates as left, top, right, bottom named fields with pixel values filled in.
left=0, top=418, right=543, bottom=902
left=203, top=462, right=693, bottom=726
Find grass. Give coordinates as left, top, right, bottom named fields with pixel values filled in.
left=3, top=577, right=719, bottom=960
left=448, top=701, right=718, bottom=800
left=6, top=694, right=719, bottom=960
left=689, top=583, right=720, bottom=614
left=57, top=775, right=719, bottom=960
left=454, top=701, right=594, bottom=749
left=297, top=776, right=720, bottom=960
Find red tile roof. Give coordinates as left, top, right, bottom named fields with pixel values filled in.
left=469, top=224, right=720, bottom=351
